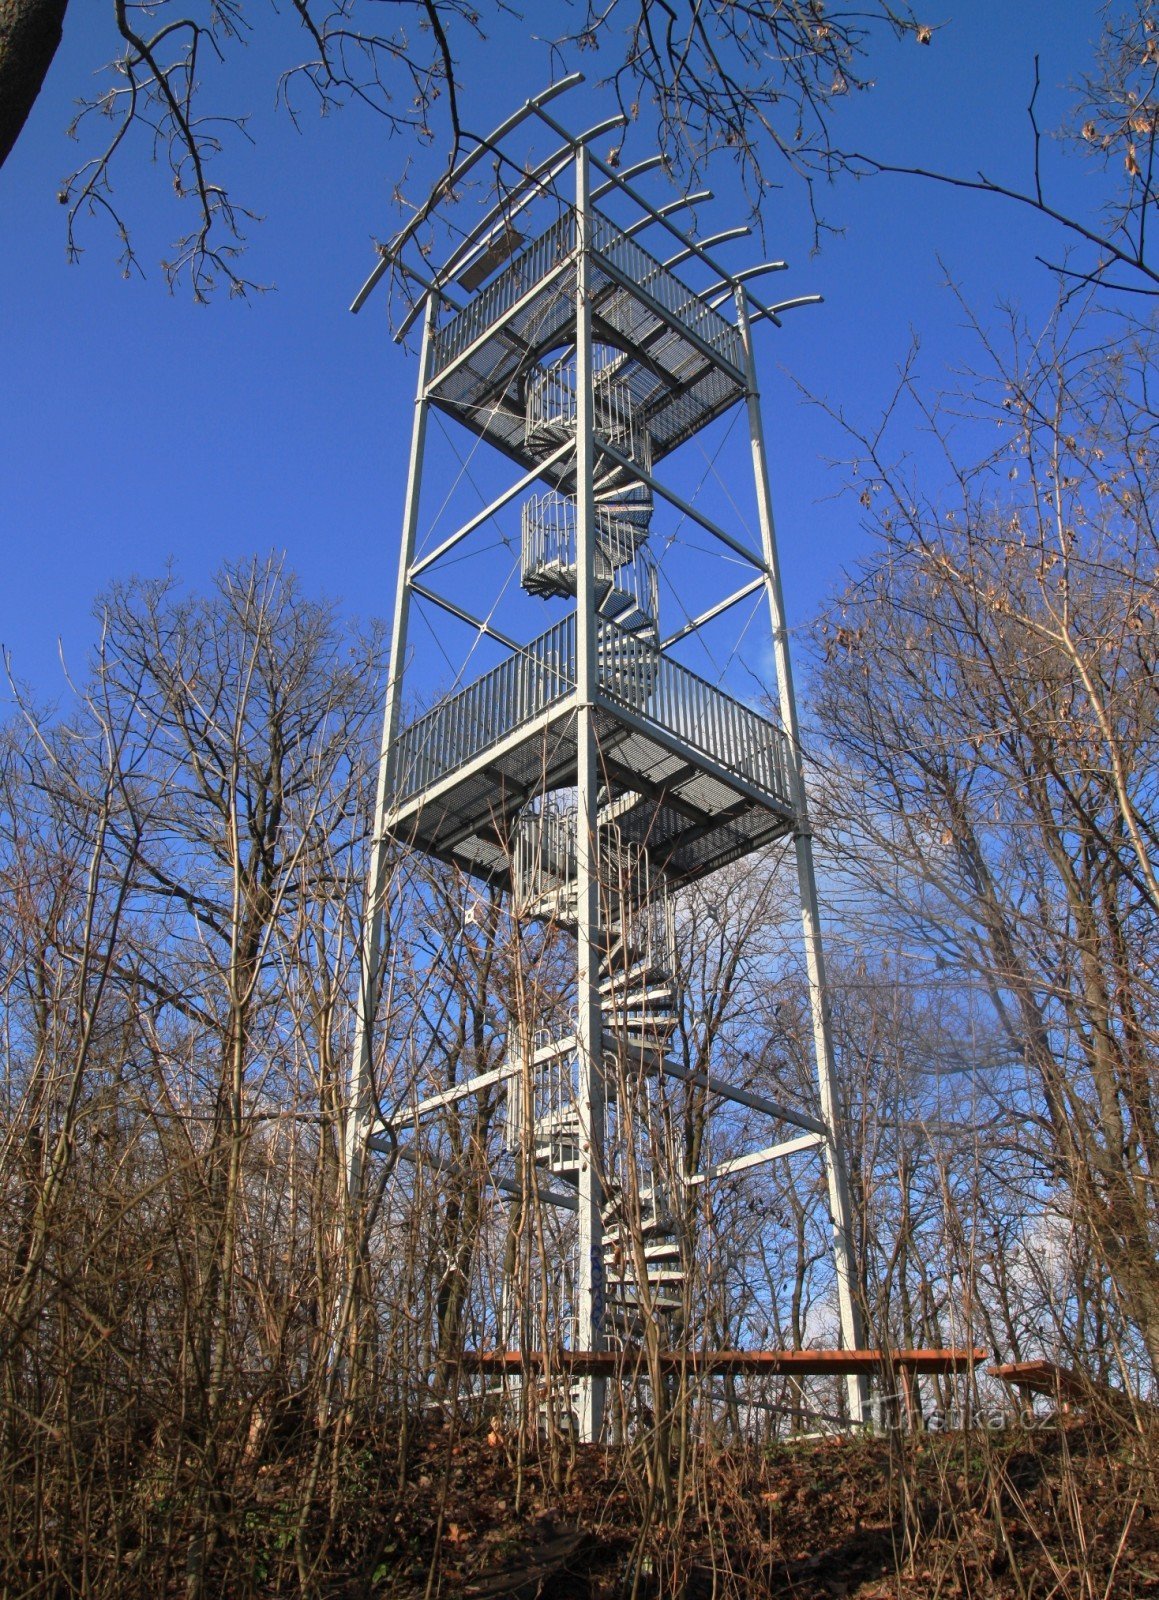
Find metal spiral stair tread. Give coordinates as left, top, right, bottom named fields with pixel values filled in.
left=521, top=495, right=659, bottom=627
left=601, top=1186, right=686, bottom=1336
left=510, top=349, right=690, bottom=1368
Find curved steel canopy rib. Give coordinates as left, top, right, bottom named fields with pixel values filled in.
left=712, top=290, right=824, bottom=319
left=350, top=73, right=585, bottom=314
left=702, top=261, right=789, bottom=300
left=622, top=190, right=712, bottom=241
left=592, top=153, right=667, bottom=199
left=662, top=225, right=751, bottom=270
left=388, top=109, right=635, bottom=344
left=352, top=75, right=801, bottom=339
left=532, top=100, right=791, bottom=327
left=435, top=112, right=627, bottom=290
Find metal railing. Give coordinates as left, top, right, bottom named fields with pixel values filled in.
left=504, top=1047, right=581, bottom=1158
left=429, top=209, right=743, bottom=381
left=390, top=615, right=576, bottom=804
left=431, top=214, right=574, bottom=375
left=591, top=215, right=743, bottom=372
left=597, top=620, right=794, bottom=806
left=512, top=808, right=670, bottom=926
left=537, top=1052, right=578, bottom=1129
left=389, top=614, right=794, bottom=814
left=513, top=801, right=577, bottom=908
left=522, top=493, right=658, bottom=625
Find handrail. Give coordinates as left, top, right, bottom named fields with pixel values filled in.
left=428, top=210, right=744, bottom=381
left=431, top=215, right=575, bottom=375
left=595, top=620, right=793, bottom=807
left=525, top=352, right=654, bottom=476
left=389, top=612, right=793, bottom=816
left=390, top=615, right=576, bottom=804
left=522, top=492, right=654, bottom=600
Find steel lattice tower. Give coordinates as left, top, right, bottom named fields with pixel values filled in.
left=348, top=81, right=867, bottom=1439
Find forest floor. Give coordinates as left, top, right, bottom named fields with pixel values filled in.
left=278, top=1410, right=1159, bottom=1598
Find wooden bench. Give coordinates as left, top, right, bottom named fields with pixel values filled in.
left=993, top=1358, right=1149, bottom=1416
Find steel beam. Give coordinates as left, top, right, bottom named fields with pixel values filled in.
left=622, top=189, right=713, bottom=241
left=654, top=1055, right=827, bottom=1137
left=409, top=582, right=521, bottom=651
left=402, top=1063, right=519, bottom=1120
left=736, top=288, right=867, bottom=1425
left=381, top=1032, right=580, bottom=1124
left=346, top=298, right=436, bottom=1209
left=427, top=254, right=575, bottom=391
left=713, top=290, right=823, bottom=318
left=409, top=440, right=572, bottom=579
left=589, top=689, right=795, bottom=821
left=332, top=297, right=437, bottom=1389
left=592, top=154, right=666, bottom=198
left=596, top=438, right=767, bottom=572
left=683, top=1132, right=824, bottom=1184
left=702, top=261, right=788, bottom=300
left=592, top=248, right=747, bottom=384
left=573, top=146, right=607, bottom=1443
left=661, top=577, right=765, bottom=648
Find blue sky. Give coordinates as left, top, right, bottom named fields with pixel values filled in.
left=0, top=3, right=1106, bottom=706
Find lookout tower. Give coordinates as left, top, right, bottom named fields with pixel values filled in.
left=348, top=80, right=866, bottom=1439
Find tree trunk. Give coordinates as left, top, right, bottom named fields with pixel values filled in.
left=0, top=0, right=68, bottom=169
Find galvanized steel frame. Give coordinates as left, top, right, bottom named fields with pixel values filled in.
left=347, top=92, right=868, bottom=1437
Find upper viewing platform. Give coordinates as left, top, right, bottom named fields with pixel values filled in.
left=351, top=77, right=808, bottom=479
left=427, top=211, right=747, bottom=475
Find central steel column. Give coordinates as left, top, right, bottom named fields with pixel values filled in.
left=736, top=290, right=867, bottom=1426
left=573, top=146, right=607, bottom=1442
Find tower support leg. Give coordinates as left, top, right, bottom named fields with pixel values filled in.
left=735, top=292, right=867, bottom=1426
left=342, top=297, right=437, bottom=1375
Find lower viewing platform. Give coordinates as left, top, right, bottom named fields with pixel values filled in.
left=387, top=616, right=798, bottom=887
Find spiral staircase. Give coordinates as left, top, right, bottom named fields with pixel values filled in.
left=507, top=803, right=687, bottom=1355
left=521, top=353, right=660, bottom=657
left=507, top=357, right=688, bottom=1375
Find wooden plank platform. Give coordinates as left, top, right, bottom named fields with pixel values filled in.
left=460, top=1348, right=987, bottom=1378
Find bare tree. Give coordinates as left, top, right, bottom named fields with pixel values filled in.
left=809, top=298, right=1159, bottom=1375
left=0, top=560, right=392, bottom=1595
left=1, top=0, right=920, bottom=297
left=851, top=1, right=1159, bottom=297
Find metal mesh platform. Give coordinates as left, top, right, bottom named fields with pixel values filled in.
left=387, top=616, right=796, bottom=887
left=428, top=212, right=746, bottom=479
